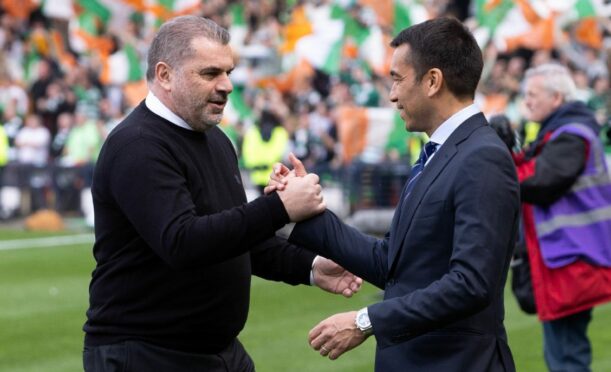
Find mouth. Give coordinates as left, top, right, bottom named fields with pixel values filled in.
left=209, top=101, right=227, bottom=110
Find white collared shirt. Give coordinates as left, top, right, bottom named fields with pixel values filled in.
left=426, top=103, right=480, bottom=164
left=145, top=91, right=193, bottom=131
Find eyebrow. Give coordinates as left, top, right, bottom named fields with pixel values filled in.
left=199, top=66, right=234, bottom=75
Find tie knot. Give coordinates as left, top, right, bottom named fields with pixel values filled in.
left=422, top=141, right=438, bottom=162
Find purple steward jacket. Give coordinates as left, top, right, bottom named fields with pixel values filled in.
left=533, top=123, right=611, bottom=269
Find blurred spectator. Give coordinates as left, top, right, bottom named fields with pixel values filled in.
left=98, top=97, right=124, bottom=135
left=51, top=111, right=77, bottom=213
left=306, top=101, right=338, bottom=176
left=0, top=15, right=27, bottom=82
left=242, top=108, right=288, bottom=195
left=0, top=118, right=7, bottom=186
left=14, top=113, right=48, bottom=166
left=1, top=102, right=22, bottom=160
left=480, top=57, right=507, bottom=96
left=588, top=75, right=610, bottom=126
left=54, top=108, right=101, bottom=216
left=60, top=108, right=102, bottom=167
left=14, top=113, right=50, bottom=211
left=572, top=69, right=592, bottom=103
left=530, top=49, right=555, bottom=67
left=349, top=66, right=380, bottom=107
left=560, top=43, right=607, bottom=83
left=69, top=67, right=102, bottom=120
left=36, top=80, right=75, bottom=136
left=0, top=72, right=29, bottom=116
left=29, top=59, right=57, bottom=113
left=515, top=63, right=611, bottom=372
left=503, top=55, right=527, bottom=98
left=50, top=111, right=72, bottom=159
left=290, top=105, right=313, bottom=163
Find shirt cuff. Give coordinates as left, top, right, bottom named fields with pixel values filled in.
left=309, top=255, right=321, bottom=286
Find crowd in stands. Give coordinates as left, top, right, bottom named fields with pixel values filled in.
left=0, top=0, right=609, bottom=220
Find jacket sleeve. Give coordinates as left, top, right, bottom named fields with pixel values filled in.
left=289, top=210, right=390, bottom=289
left=107, top=138, right=290, bottom=269
left=520, top=133, right=587, bottom=205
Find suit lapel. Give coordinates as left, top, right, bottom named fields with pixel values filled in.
left=387, top=181, right=409, bottom=253
left=387, top=114, right=487, bottom=272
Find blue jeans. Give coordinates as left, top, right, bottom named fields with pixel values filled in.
left=542, top=308, right=592, bottom=372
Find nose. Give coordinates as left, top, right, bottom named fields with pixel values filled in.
left=389, top=84, right=397, bottom=103
left=217, top=73, right=233, bottom=95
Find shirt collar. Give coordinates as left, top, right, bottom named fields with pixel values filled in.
left=145, top=91, right=193, bottom=131
left=429, top=103, right=480, bottom=146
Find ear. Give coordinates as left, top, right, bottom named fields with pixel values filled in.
left=551, top=91, right=565, bottom=108
left=425, top=68, right=443, bottom=97
left=155, top=62, right=173, bottom=91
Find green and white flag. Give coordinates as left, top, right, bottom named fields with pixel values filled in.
left=224, top=86, right=253, bottom=126
left=229, top=3, right=248, bottom=51
left=107, top=43, right=144, bottom=85
left=293, top=3, right=345, bottom=75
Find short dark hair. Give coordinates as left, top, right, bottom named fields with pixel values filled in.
left=390, top=17, right=483, bottom=99
left=146, top=15, right=230, bottom=81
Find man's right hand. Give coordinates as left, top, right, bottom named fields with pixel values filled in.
left=277, top=172, right=326, bottom=222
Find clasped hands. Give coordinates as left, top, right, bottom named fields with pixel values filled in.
left=266, top=153, right=369, bottom=360
left=267, top=153, right=325, bottom=222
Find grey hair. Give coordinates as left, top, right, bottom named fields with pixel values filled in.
left=524, top=63, right=576, bottom=101
left=146, top=15, right=230, bottom=81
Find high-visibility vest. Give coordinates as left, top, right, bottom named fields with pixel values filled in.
left=242, top=126, right=289, bottom=187
left=0, top=125, right=9, bottom=166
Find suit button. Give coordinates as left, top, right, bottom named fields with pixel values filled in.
left=387, top=279, right=396, bottom=287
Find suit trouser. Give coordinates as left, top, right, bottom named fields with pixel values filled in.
left=83, top=338, right=255, bottom=372
left=542, top=308, right=592, bottom=372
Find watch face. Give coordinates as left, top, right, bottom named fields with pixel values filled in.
left=357, top=312, right=371, bottom=328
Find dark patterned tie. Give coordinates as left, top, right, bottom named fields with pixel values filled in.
left=404, top=141, right=438, bottom=199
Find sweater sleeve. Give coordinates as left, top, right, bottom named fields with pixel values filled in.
left=108, top=137, right=290, bottom=269
left=250, top=236, right=316, bottom=285
left=520, top=133, right=587, bottom=205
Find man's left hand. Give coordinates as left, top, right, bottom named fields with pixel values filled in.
left=264, top=153, right=307, bottom=194
left=309, top=311, right=368, bottom=360
left=312, top=257, right=362, bottom=298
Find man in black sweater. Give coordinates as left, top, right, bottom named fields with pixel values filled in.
left=83, top=15, right=361, bottom=372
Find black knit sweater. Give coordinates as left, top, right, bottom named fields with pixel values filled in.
left=84, top=101, right=315, bottom=353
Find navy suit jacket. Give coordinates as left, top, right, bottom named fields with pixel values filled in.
left=290, top=113, right=519, bottom=371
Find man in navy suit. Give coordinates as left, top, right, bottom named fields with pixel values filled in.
left=271, top=17, right=519, bottom=371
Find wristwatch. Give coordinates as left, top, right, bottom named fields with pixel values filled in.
left=355, top=307, right=373, bottom=336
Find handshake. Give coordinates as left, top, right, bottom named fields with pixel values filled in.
left=266, top=153, right=326, bottom=222
left=266, top=154, right=368, bottom=361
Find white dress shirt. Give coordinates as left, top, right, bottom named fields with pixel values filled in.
left=145, top=91, right=193, bottom=131
left=425, top=103, right=481, bottom=165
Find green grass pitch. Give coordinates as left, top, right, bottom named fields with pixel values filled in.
left=1, top=229, right=610, bottom=371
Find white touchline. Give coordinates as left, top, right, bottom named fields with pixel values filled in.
left=0, top=234, right=94, bottom=251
